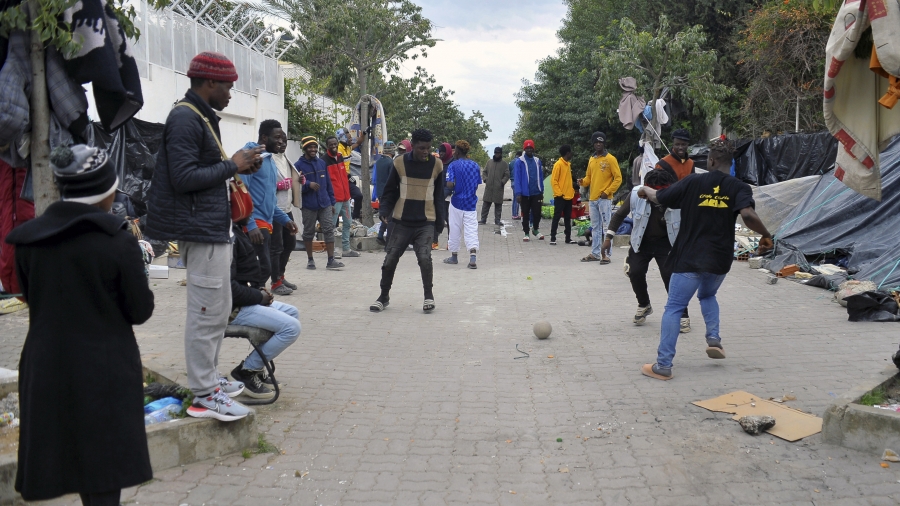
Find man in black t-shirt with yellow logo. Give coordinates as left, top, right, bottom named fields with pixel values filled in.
left=636, top=139, right=774, bottom=380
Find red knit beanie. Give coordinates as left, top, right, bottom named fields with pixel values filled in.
left=187, top=52, right=238, bottom=82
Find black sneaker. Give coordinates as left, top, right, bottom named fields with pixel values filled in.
left=258, top=366, right=277, bottom=386
left=281, top=277, right=298, bottom=290
left=230, top=363, right=275, bottom=399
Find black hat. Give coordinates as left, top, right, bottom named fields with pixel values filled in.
left=591, top=132, right=606, bottom=144
left=672, top=129, right=691, bottom=142
left=51, top=145, right=118, bottom=204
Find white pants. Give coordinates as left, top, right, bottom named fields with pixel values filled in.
left=448, top=203, right=479, bottom=253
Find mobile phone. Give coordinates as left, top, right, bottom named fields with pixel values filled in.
left=261, top=152, right=272, bottom=158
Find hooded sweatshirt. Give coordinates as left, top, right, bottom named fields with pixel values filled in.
left=324, top=148, right=351, bottom=202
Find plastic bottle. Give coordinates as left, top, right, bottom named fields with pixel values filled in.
left=144, top=403, right=181, bottom=426
left=143, top=396, right=182, bottom=415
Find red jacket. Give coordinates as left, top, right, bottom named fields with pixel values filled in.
left=324, top=150, right=350, bottom=202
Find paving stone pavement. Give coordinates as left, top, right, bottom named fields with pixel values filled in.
left=3, top=198, right=900, bottom=505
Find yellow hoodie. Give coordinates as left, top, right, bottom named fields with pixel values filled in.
left=551, top=157, right=574, bottom=200
left=582, top=152, right=621, bottom=201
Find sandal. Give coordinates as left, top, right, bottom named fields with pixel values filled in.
left=423, top=299, right=435, bottom=312
left=369, top=300, right=389, bottom=312
left=443, top=256, right=458, bottom=264
left=599, top=258, right=611, bottom=265
left=581, top=254, right=599, bottom=262
left=468, top=262, right=477, bottom=269
left=641, top=363, right=673, bottom=381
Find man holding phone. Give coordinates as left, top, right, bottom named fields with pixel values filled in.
left=241, top=120, right=299, bottom=291
left=147, top=52, right=262, bottom=421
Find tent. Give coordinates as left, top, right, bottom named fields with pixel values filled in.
left=773, top=136, right=900, bottom=290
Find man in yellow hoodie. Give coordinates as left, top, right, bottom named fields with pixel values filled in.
left=550, top=145, right=575, bottom=245
left=578, top=132, right=621, bottom=264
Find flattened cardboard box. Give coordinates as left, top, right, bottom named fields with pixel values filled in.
left=693, top=390, right=822, bottom=441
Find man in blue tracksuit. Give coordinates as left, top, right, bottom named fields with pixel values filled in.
left=240, top=119, right=298, bottom=288
left=512, top=139, right=545, bottom=241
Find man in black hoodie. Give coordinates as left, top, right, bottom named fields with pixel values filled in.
left=227, top=221, right=301, bottom=399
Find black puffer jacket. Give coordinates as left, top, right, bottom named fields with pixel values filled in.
left=231, top=224, right=264, bottom=310
left=145, top=90, right=238, bottom=243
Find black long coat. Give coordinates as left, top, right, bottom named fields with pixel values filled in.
left=5, top=201, right=154, bottom=500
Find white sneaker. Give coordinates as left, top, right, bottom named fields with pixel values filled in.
left=680, top=318, right=692, bottom=333
left=218, top=376, right=245, bottom=397
left=187, top=388, right=251, bottom=422
left=634, top=305, right=653, bottom=325
left=0, top=298, right=27, bottom=315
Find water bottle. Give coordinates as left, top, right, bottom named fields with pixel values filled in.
left=144, top=403, right=181, bottom=426
left=144, top=396, right=181, bottom=415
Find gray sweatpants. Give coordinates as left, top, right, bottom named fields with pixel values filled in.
left=180, top=241, right=232, bottom=396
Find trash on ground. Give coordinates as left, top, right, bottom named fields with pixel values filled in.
left=693, top=391, right=822, bottom=441
left=882, top=449, right=900, bottom=462
left=738, top=415, right=776, bottom=435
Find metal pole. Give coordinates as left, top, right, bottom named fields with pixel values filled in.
left=795, top=94, right=800, bottom=132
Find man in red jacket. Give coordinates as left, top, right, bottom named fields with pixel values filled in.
left=324, top=136, right=360, bottom=259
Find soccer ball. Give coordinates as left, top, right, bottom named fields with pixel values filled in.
left=533, top=321, right=552, bottom=339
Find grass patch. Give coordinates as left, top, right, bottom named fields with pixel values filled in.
left=257, top=433, right=279, bottom=454
left=859, top=387, right=887, bottom=406
left=243, top=434, right=278, bottom=459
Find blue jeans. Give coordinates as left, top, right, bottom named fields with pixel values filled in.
left=657, top=272, right=727, bottom=368
left=589, top=199, right=612, bottom=258
left=334, top=200, right=352, bottom=251
left=512, top=195, right=520, bottom=217
left=231, top=301, right=301, bottom=370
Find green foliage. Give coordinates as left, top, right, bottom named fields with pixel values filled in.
left=260, top=0, right=435, bottom=97
left=284, top=77, right=343, bottom=141
left=731, top=1, right=834, bottom=136
left=0, top=0, right=169, bottom=57
left=595, top=16, right=732, bottom=122
left=256, top=434, right=279, bottom=454
left=859, top=387, right=886, bottom=406
left=377, top=67, right=491, bottom=164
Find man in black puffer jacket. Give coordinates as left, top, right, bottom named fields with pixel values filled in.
left=146, top=52, right=263, bottom=422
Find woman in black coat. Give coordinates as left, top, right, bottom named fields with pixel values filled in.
left=5, top=145, right=154, bottom=505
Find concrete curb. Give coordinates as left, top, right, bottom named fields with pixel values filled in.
left=822, top=366, right=900, bottom=454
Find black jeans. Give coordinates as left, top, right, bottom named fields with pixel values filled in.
left=626, top=237, right=689, bottom=317
left=269, top=211, right=296, bottom=283
left=350, top=182, right=362, bottom=220
left=80, top=490, right=121, bottom=506
left=251, top=230, right=272, bottom=287
left=480, top=201, right=502, bottom=224
left=519, top=194, right=543, bottom=234
left=550, top=198, right=572, bottom=242
left=380, top=222, right=434, bottom=297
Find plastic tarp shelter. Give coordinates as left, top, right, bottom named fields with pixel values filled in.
left=733, top=132, right=838, bottom=186
left=774, top=136, right=900, bottom=290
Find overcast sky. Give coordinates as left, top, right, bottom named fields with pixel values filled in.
left=397, top=0, right=568, bottom=149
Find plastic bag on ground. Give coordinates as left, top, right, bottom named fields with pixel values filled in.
left=844, top=291, right=900, bottom=322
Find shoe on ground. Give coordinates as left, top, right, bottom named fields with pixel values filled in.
left=187, top=388, right=251, bottom=421
left=523, top=235, right=530, bottom=242
left=577, top=240, right=587, bottom=246
left=641, top=363, right=673, bottom=380
left=272, top=284, right=293, bottom=296
left=633, top=305, right=653, bottom=325
left=478, top=220, right=487, bottom=225
left=370, top=299, right=389, bottom=312
left=549, top=239, right=557, bottom=245
left=343, top=250, right=361, bottom=258
left=443, top=255, right=458, bottom=264
left=534, top=230, right=545, bottom=240
left=432, top=242, right=440, bottom=250
left=281, top=277, right=297, bottom=290
left=0, top=298, right=27, bottom=315
left=468, top=261, right=477, bottom=269
left=334, top=250, right=342, bottom=259
left=230, top=363, right=275, bottom=400
left=218, top=376, right=245, bottom=397
left=680, top=317, right=691, bottom=333
left=706, top=338, right=726, bottom=359
left=326, top=259, right=345, bottom=270
left=512, top=216, right=522, bottom=220
left=258, top=366, right=277, bottom=386
left=495, top=220, right=502, bottom=226
left=306, top=259, right=316, bottom=270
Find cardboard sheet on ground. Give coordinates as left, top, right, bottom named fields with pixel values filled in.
left=692, top=391, right=822, bottom=442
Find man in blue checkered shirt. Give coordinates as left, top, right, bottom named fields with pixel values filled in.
left=443, top=140, right=482, bottom=269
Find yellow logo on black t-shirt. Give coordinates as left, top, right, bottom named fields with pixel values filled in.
left=698, top=186, right=730, bottom=208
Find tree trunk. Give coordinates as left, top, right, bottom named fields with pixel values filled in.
left=27, top=0, right=56, bottom=216
left=358, top=71, right=375, bottom=227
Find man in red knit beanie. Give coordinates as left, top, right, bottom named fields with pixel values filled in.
left=147, top=51, right=264, bottom=421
